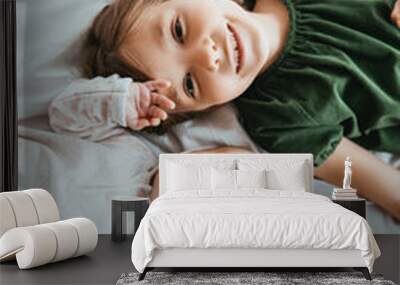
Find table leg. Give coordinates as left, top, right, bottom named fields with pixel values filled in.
left=112, top=201, right=123, bottom=242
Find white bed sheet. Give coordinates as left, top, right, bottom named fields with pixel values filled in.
left=18, top=104, right=258, bottom=234
left=131, top=190, right=380, bottom=273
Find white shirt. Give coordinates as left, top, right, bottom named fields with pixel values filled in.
left=48, top=74, right=138, bottom=141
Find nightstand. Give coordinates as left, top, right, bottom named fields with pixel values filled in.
left=332, top=198, right=366, bottom=218
left=111, top=196, right=149, bottom=242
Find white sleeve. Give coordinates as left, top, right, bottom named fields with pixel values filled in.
left=48, top=74, right=139, bottom=142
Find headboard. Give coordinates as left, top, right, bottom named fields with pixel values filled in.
left=159, top=153, right=314, bottom=195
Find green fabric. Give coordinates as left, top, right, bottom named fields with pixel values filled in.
left=235, top=0, right=400, bottom=166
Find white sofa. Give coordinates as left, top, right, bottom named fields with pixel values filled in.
left=0, top=189, right=98, bottom=269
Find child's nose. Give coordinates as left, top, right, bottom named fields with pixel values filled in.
left=198, top=37, right=221, bottom=72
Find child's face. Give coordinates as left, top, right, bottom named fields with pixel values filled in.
left=121, top=0, right=271, bottom=112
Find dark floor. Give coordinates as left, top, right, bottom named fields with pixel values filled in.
left=0, top=235, right=133, bottom=285
left=1, top=235, right=399, bottom=285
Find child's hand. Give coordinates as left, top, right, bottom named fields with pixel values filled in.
left=126, top=79, right=175, bottom=130
left=391, top=0, right=400, bottom=28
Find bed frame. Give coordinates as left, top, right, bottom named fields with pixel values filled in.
left=139, top=154, right=371, bottom=281
left=141, top=249, right=371, bottom=280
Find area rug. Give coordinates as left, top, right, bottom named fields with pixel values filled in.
left=116, top=272, right=395, bottom=285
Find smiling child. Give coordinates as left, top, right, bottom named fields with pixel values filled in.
left=49, top=0, right=400, bottom=220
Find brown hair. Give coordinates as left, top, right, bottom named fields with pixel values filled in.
left=79, top=0, right=159, bottom=80
left=79, top=0, right=251, bottom=134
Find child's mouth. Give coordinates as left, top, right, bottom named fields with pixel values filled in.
left=227, top=23, right=243, bottom=74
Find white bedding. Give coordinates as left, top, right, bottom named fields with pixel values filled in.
left=18, top=105, right=257, bottom=233
left=131, top=190, right=380, bottom=273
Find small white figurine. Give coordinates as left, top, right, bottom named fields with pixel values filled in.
left=343, top=156, right=352, bottom=190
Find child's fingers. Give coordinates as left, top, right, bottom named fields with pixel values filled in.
left=137, top=84, right=151, bottom=112
left=136, top=119, right=151, bottom=130
left=150, top=92, right=176, bottom=110
left=150, top=118, right=161, bottom=127
left=135, top=83, right=151, bottom=118
left=127, top=118, right=150, bottom=130
left=148, top=105, right=168, bottom=121
left=145, top=79, right=171, bottom=92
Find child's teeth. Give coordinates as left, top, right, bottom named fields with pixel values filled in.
left=228, top=28, right=239, bottom=71
left=234, top=50, right=239, bottom=67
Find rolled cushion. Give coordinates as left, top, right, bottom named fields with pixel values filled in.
left=0, top=196, right=17, bottom=237
left=42, top=221, right=79, bottom=262
left=0, top=218, right=98, bottom=269
left=1, top=191, right=39, bottom=228
left=24, top=189, right=60, bottom=224
left=0, top=189, right=60, bottom=237
left=64, top=218, right=98, bottom=257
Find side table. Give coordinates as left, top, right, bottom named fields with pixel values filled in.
left=332, top=198, right=366, bottom=219
left=112, top=196, right=149, bottom=242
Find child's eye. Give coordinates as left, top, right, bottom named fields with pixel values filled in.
left=173, top=17, right=184, bottom=44
left=184, top=73, right=196, bottom=99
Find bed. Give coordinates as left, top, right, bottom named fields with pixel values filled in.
left=131, top=153, right=381, bottom=281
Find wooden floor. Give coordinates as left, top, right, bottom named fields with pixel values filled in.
left=0, top=235, right=398, bottom=285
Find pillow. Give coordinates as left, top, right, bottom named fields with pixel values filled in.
left=211, top=169, right=236, bottom=190
left=266, top=168, right=308, bottom=191
left=211, top=169, right=268, bottom=190
left=166, top=158, right=235, bottom=170
left=237, top=159, right=309, bottom=191
left=165, top=159, right=235, bottom=193
left=236, top=169, right=267, bottom=189
left=166, top=162, right=211, bottom=192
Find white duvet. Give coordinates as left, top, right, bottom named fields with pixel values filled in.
left=131, top=190, right=380, bottom=273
